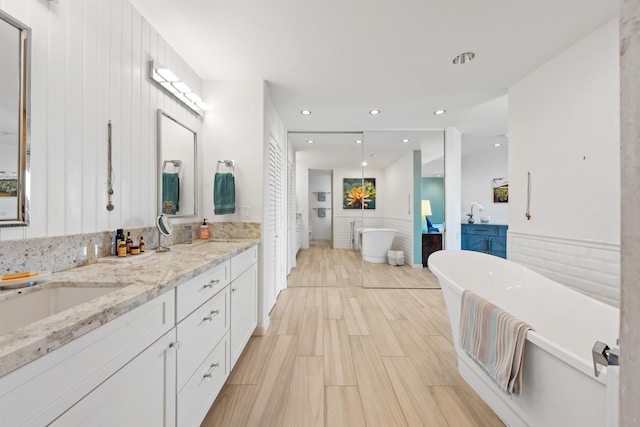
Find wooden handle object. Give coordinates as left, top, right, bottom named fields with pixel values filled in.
left=1, top=271, right=38, bottom=281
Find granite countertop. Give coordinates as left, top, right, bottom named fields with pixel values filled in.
left=0, top=238, right=259, bottom=378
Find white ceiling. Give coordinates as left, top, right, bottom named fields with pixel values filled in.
left=289, top=130, right=444, bottom=172
left=128, top=0, right=617, bottom=155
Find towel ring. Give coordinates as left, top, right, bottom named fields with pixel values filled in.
left=217, top=160, right=235, bottom=175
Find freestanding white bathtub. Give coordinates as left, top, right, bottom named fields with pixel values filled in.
left=428, top=250, right=619, bottom=427
left=357, top=228, right=397, bottom=263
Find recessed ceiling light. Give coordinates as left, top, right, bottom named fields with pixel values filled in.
left=369, top=109, right=381, bottom=115
left=362, top=162, right=368, bottom=166
left=355, top=140, right=363, bottom=144
left=301, top=110, right=311, bottom=115
left=307, top=140, right=314, bottom=144
left=434, top=109, right=446, bottom=115
left=402, top=138, right=410, bottom=143
left=492, top=143, right=502, bottom=147
left=452, top=52, right=475, bottom=65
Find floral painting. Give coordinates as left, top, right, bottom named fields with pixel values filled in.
left=493, top=177, right=508, bottom=203
left=343, top=178, right=376, bottom=209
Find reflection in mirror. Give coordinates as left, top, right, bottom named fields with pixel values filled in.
left=157, top=110, right=197, bottom=218
left=360, top=131, right=445, bottom=288
left=289, top=132, right=364, bottom=287
left=289, top=131, right=445, bottom=288
left=0, top=10, right=30, bottom=226
left=420, top=133, right=446, bottom=236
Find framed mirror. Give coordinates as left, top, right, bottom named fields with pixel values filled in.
left=0, top=10, right=30, bottom=227
left=157, top=110, right=197, bottom=218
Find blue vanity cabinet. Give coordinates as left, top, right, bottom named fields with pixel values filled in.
left=461, top=224, right=507, bottom=258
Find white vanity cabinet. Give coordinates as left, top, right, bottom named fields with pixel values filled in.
left=0, top=290, right=176, bottom=427
left=51, top=329, right=177, bottom=426
left=230, top=245, right=258, bottom=367
left=0, top=243, right=259, bottom=427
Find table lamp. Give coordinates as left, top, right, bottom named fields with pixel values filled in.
left=422, top=199, right=432, bottom=228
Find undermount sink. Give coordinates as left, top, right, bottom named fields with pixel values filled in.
left=0, top=285, right=121, bottom=336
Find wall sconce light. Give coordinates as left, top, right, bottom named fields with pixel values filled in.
left=149, top=61, right=210, bottom=116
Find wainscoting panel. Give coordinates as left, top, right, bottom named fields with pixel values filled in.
left=0, top=0, right=203, bottom=242
left=509, top=231, right=620, bottom=307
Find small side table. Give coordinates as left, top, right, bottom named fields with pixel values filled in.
left=422, top=233, right=443, bottom=267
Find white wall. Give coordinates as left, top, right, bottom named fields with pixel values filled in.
left=308, top=169, right=332, bottom=240
left=509, top=19, right=619, bottom=243
left=444, top=127, right=462, bottom=250
left=0, top=0, right=202, bottom=241
left=295, top=159, right=310, bottom=249
left=202, top=79, right=287, bottom=330
left=202, top=80, right=264, bottom=222
left=461, top=148, right=509, bottom=225
left=508, top=19, right=620, bottom=305
left=381, top=152, right=414, bottom=261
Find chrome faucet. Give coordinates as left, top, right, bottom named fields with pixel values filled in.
left=592, top=340, right=619, bottom=378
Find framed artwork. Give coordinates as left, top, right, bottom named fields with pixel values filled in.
left=0, top=172, right=18, bottom=197
left=343, top=178, right=376, bottom=209
left=493, top=177, right=508, bottom=203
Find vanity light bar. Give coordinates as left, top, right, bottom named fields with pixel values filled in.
left=156, top=68, right=179, bottom=82
left=150, top=61, right=210, bottom=116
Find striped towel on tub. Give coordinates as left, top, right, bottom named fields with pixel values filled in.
left=459, top=290, right=533, bottom=395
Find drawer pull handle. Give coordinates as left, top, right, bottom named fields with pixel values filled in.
left=203, top=362, right=221, bottom=380
left=203, top=310, right=220, bottom=322
left=203, top=279, right=220, bottom=289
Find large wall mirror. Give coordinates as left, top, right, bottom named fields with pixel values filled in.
left=157, top=110, right=197, bottom=218
left=0, top=10, right=30, bottom=227
left=290, top=132, right=364, bottom=286
left=290, top=130, right=444, bottom=287
left=360, top=131, right=444, bottom=287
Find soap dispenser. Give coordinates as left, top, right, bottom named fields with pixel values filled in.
left=200, top=219, right=210, bottom=239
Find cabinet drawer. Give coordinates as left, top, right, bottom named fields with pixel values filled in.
left=177, top=286, right=229, bottom=390
left=463, top=225, right=498, bottom=236
left=231, top=245, right=258, bottom=281
left=176, top=260, right=230, bottom=321
left=177, top=331, right=229, bottom=427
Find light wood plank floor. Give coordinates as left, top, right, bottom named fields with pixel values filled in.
left=201, top=285, right=504, bottom=426
left=288, top=241, right=441, bottom=289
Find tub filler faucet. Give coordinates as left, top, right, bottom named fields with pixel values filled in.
left=592, top=340, right=619, bottom=377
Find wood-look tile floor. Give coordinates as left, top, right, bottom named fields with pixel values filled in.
left=288, top=241, right=441, bottom=289
left=201, top=285, right=504, bottom=425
